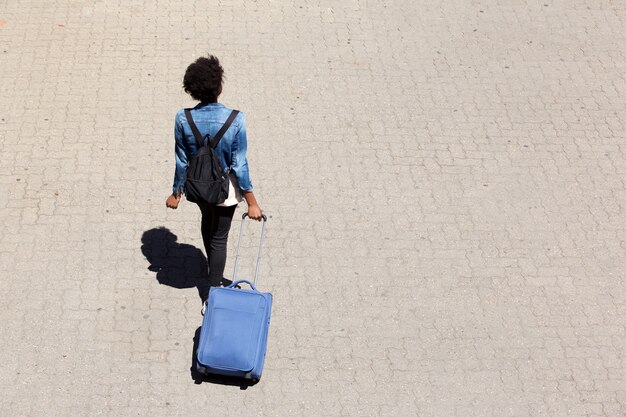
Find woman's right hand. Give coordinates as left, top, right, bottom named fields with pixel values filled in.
left=247, top=204, right=263, bottom=221
left=242, top=191, right=263, bottom=221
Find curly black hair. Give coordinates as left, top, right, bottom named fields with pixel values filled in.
left=183, top=54, right=224, bottom=102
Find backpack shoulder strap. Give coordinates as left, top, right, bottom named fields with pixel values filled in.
left=184, top=109, right=206, bottom=148
left=210, top=110, right=240, bottom=148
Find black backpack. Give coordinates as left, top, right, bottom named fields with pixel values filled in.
left=184, top=108, right=240, bottom=205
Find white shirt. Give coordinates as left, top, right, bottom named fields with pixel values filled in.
left=218, top=171, right=243, bottom=207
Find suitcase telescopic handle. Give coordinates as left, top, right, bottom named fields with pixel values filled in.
left=233, top=213, right=267, bottom=285
left=242, top=213, right=267, bottom=222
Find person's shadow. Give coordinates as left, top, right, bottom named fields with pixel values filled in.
left=141, top=227, right=253, bottom=387
left=141, top=227, right=210, bottom=302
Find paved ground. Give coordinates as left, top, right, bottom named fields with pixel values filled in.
left=1, top=0, right=625, bottom=416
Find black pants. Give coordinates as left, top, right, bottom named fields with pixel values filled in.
left=197, top=203, right=237, bottom=289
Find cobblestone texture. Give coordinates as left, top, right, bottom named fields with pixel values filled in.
left=1, top=0, right=625, bottom=416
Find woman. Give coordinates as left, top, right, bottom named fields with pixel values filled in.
left=165, top=54, right=263, bottom=303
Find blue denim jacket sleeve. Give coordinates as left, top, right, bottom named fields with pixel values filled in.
left=172, top=112, right=187, bottom=195
left=231, top=112, right=253, bottom=193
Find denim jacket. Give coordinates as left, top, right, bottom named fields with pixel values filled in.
left=172, top=102, right=253, bottom=196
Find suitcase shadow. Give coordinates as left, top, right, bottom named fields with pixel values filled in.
left=190, top=327, right=259, bottom=389
left=141, top=227, right=210, bottom=301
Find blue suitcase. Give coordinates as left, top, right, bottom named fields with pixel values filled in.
left=197, top=214, right=271, bottom=381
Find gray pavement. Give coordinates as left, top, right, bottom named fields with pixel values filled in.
left=1, top=0, right=626, bottom=416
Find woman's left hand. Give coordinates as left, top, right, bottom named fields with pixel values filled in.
left=166, top=194, right=181, bottom=209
